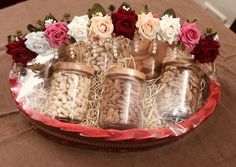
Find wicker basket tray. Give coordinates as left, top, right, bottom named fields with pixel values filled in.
left=9, top=75, right=221, bottom=151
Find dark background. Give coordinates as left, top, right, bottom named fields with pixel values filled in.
left=0, top=0, right=27, bottom=9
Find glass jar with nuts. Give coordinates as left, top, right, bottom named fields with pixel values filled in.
left=44, top=62, right=94, bottom=123
left=156, top=48, right=202, bottom=123
left=99, top=67, right=146, bottom=129
left=131, top=36, right=168, bottom=80
left=67, top=39, right=116, bottom=73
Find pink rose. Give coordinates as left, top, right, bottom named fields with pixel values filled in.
left=45, top=22, right=69, bottom=47
left=178, top=22, right=201, bottom=51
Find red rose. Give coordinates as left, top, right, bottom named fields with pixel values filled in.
left=5, top=39, right=37, bottom=66
left=111, top=7, right=138, bottom=39
left=191, top=37, right=220, bottom=63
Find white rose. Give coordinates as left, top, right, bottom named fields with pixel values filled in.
left=136, top=13, right=159, bottom=40
left=90, top=15, right=114, bottom=38
left=25, top=31, right=52, bottom=54
left=157, top=14, right=180, bottom=44
left=67, top=15, right=89, bottom=42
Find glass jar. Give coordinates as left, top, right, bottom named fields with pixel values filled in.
left=131, top=37, right=168, bottom=79
left=67, top=39, right=115, bottom=72
left=156, top=48, right=202, bottom=123
left=99, top=67, right=146, bottom=129
left=45, top=62, right=94, bottom=122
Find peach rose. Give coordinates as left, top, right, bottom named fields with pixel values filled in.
left=90, top=15, right=114, bottom=38
left=136, top=13, right=159, bottom=40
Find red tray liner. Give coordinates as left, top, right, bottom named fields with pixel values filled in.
left=9, top=76, right=221, bottom=141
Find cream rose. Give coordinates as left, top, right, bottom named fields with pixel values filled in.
left=25, top=31, right=52, bottom=54
left=67, top=15, right=89, bottom=42
left=136, top=12, right=159, bottom=40
left=90, top=15, right=114, bottom=38
left=157, top=14, right=181, bottom=44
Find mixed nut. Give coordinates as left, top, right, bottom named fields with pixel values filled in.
left=69, top=36, right=132, bottom=72
left=38, top=41, right=205, bottom=130
left=99, top=68, right=145, bottom=129
left=44, top=62, right=93, bottom=122
left=156, top=62, right=201, bottom=122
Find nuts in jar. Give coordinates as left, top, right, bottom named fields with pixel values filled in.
left=98, top=67, right=146, bottom=129
left=156, top=49, right=202, bottom=122
left=44, top=62, right=94, bottom=122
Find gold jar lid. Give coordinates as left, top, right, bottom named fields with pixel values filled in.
left=106, top=67, right=146, bottom=80
left=54, top=62, right=94, bottom=75
left=163, top=58, right=201, bottom=71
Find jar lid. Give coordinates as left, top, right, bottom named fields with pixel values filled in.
left=54, top=62, right=94, bottom=75
left=163, top=58, right=201, bottom=71
left=163, top=54, right=195, bottom=63
left=106, top=67, right=146, bottom=80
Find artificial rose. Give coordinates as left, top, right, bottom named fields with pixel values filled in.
left=25, top=31, right=52, bottom=54
left=5, top=39, right=37, bottom=66
left=178, top=22, right=201, bottom=51
left=157, top=14, right=180, bottom=44
left=136, top=12, right=159, bottom=40
left=67, top=15, right=89, bottom=42
left=191, top=37, right=220, bottom=63
left=90, top=15, right=114, bottom=38
left=111, top=7, right=138, bottom=39
left=45, top=22, right=69, bottom=47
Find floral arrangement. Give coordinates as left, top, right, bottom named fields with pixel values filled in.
left=6, top=2, right=220, bottom=68
left=5, top=2, right=221, bottom=130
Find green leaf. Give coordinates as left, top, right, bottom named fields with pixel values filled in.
left=16, top=30, right=23, bottom=38
left=162, top=8, right=176, bottom=18
left=27, top=24, right=40, bottom=32
left=35, top=20, right=46, bottom=31
left=140, top=4, right=150, bottom=14
left=204, top=27, right=217, bottom=37
left=7, top=35, right=13, bottom=43
left=87, top=3, right=106, bottom=19
left=63, top=12, right=71, bottom=22
left=108, top=4, right=116, bottom=12
left=37, top=20, right=43, bottom=26
left=44, top=13, right=57, bottom=22
left=192, top=18, right=198, bottom=23
left=69, top=37, right=76, bottom=44
left=10, top=35, right=16, bottom=42
left=120, top=2, right=131, bottom=9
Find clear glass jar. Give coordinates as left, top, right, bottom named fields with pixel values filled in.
left=99, top=67, right=146, bottom=129
left=45, top=62, right=94, bottom=122
left=67, top=39, right=115, bottom=72
left=156, top=48, right=202, bottom=122
left=131, top=37, right=168, bottom=79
